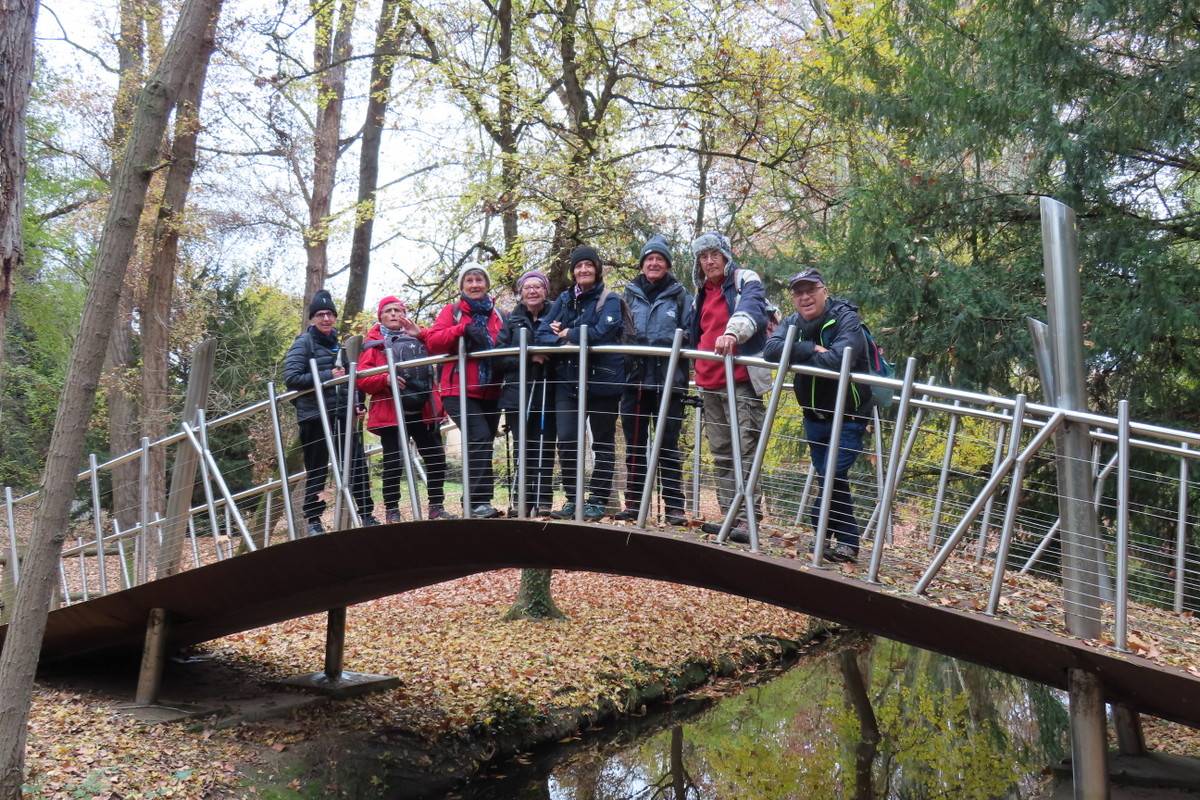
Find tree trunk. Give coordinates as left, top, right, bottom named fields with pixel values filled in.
left=503, top=568, right=564, bottom=620
left=343, top=0, right=402, bottom=322
left=0, top=0, right=39, bottom=404
left=0, top=2, right=223, bottom=793
left=496, top=0, right=519, bottom=259
left=304, top=0, right=358, bottom=313
left=141, top=7, right=216, bottom=533
left=839, top=648, right=879, bottom=800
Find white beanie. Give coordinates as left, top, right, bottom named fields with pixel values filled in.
left=458, top=264, right=491, bottom=290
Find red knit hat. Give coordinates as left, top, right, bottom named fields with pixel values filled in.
left=377, top=295, right=406, bottom=319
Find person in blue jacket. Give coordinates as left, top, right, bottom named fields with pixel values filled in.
left=763, top=268, right=873, bottom=562
left=536, top=245, right=626, bottom=521
left=616, top=234, right=692, bottom=525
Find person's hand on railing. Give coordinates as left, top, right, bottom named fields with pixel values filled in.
left=331, top=366, right=345, bottom=379
left=549, top=320, right=569, bottom=340
left=464, top=325, right=489, bottom=351
left=714, top=333, right=737, bottom=355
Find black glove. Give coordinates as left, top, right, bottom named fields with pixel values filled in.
left=464, top=324, right=489, bottom=351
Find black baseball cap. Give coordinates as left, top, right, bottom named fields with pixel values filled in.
left=788, top=268, right=825, bottom=289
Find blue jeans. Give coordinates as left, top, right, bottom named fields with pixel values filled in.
left=805, top=415, right=868, bottom=552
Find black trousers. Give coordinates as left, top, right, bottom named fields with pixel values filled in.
left=298, top=416, right=372, bottom=523
left=556, top=393, right=620, bottom=506
left=377, top=413, right=447, bottom=511
left=621, top=386, right=686, bottom=512
left=504, top=406, right=556, bottom=511
left=443, top=396, right=501, bottom=507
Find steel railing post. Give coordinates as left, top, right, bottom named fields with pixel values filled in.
left=717, top=354, right=759, bottom=545
left=866, top=357, right=917, bottom=581
left=309, top=358, right=356, bottom=529
left=137, top=436, right=151, bottom=584
left=4, top=487, right=18, bottom=586
left=691, top=401, right=702, bottom=517
left=384, top=346, right=423, bottom=520
left=637, top=329, right=686, bottom=529
left=184, top=414, right=256, bottom=552
left=340, top=362, right=364, bottom=528
left=718, top=327, right=796, bottom=549
left=192, top=409, right=223, bottom=556
left=809, top=346, right=854, bottom=563
left=575, top=325, right=589, bottom=521
left=1176, top=445, right=1190, bottom=613
left=458, top=339, right=472, bottom=519
left=266, top=382, right=297, bottom=541
left=975, top=419, right=1008, bottom=563
left=88, top=454, right=107, bottom=596
left=1115, top=399, right=1130, bottom=651
left=888, top=380, right=931, bottom=544
left=517, top=327, right=529, bottom=519
left=928, top=400, right=961, bottom=549
left=793, top=465, right=815, bottom=525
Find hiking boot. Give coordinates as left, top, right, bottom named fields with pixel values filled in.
left=360, top=515, right=380, bottom=527
left=531, top=506, right=552, bottom=518
left=306, top=520, right=324, bottom=537
left=664, top=511, right=689, bottom=527
left=550, top=502, right=576, bottom=519
left=613, top=507, right=639, bottom=521
left=428, top=504, right=457, bottom=520
left=727, top=526, right=751, bottom=544
left=699, top=521, right=722, bottom=535
left=830, top=543, right=858, bottom=563
left=582, top=503, right=606, bottom=521
left=471, top=503, right=502, bottom=519
left=385, top=510, right=403, bottom=525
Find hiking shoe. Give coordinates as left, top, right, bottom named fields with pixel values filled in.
left=582, top=503, right=607, bottom=521
left=550, top=502, right=576, bottom=519
left=727, top=526, right=751, bottom=544
left=306, top=520, right=324, bottom=537
left=385, top=510, right=403, bottom=525
left=700, top=521, right=722, bottom=535
left=360, top=515, right=380, bottom=527
left=428, top=504, right=457, bottom=520
left=664, top=510, right=688, bottom=527
left=471, top=503, right=502, bottom=519
left=531, top=506, right=552, bottom=518
left=613, top=507, right=639, bottom=521
left=830, top=543, right=858, bottom=563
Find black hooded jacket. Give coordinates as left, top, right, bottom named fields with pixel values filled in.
left=763, top=297, right=873, bottom=418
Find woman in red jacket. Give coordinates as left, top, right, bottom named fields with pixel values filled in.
left=357, top=296, right=456, bottom=523
left=420, top=266, right=506, bottom=518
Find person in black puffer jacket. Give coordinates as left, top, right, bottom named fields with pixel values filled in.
left=495, top=269, right=557, bottom=515
left=536, top=245, right=626, bottom=521
left=616, top=234, right=692, bottom=525
left=763, top=268, right=873, bottom=563
left=282, top=290, right=375, bottom=535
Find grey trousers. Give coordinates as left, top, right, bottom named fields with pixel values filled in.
left=700, top=381, right=765, bottom=524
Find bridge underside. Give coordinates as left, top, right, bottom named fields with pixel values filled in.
left=8, top=520, right=1199, bottom=728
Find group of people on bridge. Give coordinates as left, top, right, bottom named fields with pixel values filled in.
left=283, top=232, right=876, bottom=563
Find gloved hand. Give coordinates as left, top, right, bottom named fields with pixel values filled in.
left=464, top=324, right=489, bottom=351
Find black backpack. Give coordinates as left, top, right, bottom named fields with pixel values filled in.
left=596, top=287, right=636, bottom=344
left=365, top=334, right=432, bottom=412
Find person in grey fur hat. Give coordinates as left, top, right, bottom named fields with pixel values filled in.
left=682, top=231, right=769, bottom=542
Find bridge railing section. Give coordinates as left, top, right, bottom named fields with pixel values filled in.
left=2, top=335, right=1197, bottom=658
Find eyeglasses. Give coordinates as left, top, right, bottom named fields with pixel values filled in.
left=791, top=284, right=824, bottom=297
left=313, top=311, right=336, bottom=319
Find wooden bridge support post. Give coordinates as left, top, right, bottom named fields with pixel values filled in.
left=1113, top=704, right=1146, bottom=757
left=1068, top=668, right=1110, bottom=799
left=135, top=607, right=170, bottom=706
left=324, top=606, right=346, bottom=681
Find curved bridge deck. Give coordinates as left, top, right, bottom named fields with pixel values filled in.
left=14, top=519, right=1200, bottom=730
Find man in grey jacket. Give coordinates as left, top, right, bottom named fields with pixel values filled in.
left=616, top=235, right=692, bottom=524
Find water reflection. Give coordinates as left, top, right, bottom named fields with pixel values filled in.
left=456, top=636, right=1070, bottom=799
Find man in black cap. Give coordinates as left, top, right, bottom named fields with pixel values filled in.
left=763, top=269, right=873, bottom=562
left=282, top=289, right=376, bottom=534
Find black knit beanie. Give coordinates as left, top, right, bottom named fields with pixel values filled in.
left=308, top=289, right=338, bottom=319
left=569, top=245, right=602, bottom=279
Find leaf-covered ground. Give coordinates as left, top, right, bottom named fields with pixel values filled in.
left=23, top=570, right=815, bottom=798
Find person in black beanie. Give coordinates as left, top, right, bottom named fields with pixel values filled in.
left=282, top=289, right=376, bottom=534
left=616, top=234, right=692, bottom=524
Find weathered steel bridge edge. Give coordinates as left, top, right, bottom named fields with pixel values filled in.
left=10, top=518, right=1198, bottom=731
